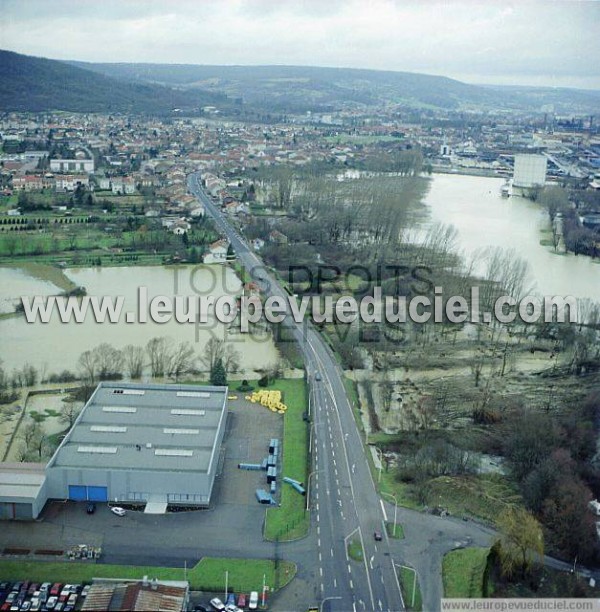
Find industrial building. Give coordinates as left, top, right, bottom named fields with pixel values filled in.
left=44, top=382, right=228, bottom=512
left=512, top=154, right=547, bottom=196
left=0, top=382, right=229, bottom=519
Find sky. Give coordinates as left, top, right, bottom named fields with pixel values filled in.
left=1, top=0, right=599, bottom=89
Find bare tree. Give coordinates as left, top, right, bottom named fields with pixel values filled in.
left=94, top=343, right=123, bottom=380
left=59, top=401, right=81, bottom=429
left=200, top=337, right=240, bottom=374
left=78, top=350, right=97, bottom=385
left=122, top=344, right=145, bottom=379
left=168, top=342, right=197, bottom=381
left=146, top=337, right=173, bottom=378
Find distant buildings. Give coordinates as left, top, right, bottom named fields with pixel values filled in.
left=50, top=157, right=95, bottom=174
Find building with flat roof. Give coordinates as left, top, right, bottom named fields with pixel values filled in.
left=45, top=382, right=228, bottom=510
left=0, top=463, right=47, bottom=520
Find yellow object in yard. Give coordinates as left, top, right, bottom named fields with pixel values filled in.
left=228, top=395, right=238, bottom=400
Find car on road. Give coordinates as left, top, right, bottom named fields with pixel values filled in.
left=86, top=502, right=96, bottom=514
left=374, top=531, right=382, bottom=541
left=209, top=598, right=225, bottom=611
left=248, top=592, right=259, bottom=610
left=315, top=372, right=322, bottom=381
left=110, top=506, right=126, bottom=516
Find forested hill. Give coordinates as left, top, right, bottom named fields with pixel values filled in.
left=0, top=50, right=230, bottom=114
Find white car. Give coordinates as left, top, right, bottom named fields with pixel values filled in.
left=110, top=506, right=126, bottom=516
left=209, top=598, right=225, bottom=611
left=248, top=591, right=259, bottom=610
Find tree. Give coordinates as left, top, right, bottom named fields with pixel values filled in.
left=94, top=343, right=123, bottom=380
left=496, top=507, right=544, bottom=578
left=122, top=344, right=145, bottom=379
left=200, top=337, right=240, bottom=374
left=168, top=342, right=196, bottom=381
left=210, top=357, right=227, bottom=386
left=59, top=401, right=81, bottom=429
left=78, top=350, right=97, bottom=385
left=146, top=337, right=173, bottom=378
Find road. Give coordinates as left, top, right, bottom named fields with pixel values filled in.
left=189, top=174, right=404, bottom=612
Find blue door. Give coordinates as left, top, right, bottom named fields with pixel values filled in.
left=68, top=485, right=87, bottom=501
left=87, top=486, right=108, bottom=502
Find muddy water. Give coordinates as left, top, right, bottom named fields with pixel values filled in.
left=0, top=265, right=278, bottom=375
left=422, top=173, right=600, bottom=302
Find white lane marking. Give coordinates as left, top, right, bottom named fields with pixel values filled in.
left=347, top=564, right=352, bottom=574
left=318, top=538, right=321, bottom=547
left=317, top=514, right=320, bottom=523
left=319, top=567, right=323, bottom=577
left=319, top=552, right=322, bottom=562
left=350, top=579, right=354, bottom=589
left=378, top=600, right=383, bottom=610
left=331, top=547, right=334, bottom=557
left=380, top=499, right=388, bottom=522
left=333, top=578, right=337, bottom=588
left=316, top=502, right=319, bottom=512
left=369, top=555, right=374, bottom=570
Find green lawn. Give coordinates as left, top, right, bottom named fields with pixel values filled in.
left=385, top=522, right=404, bottom=539
left=0, top=557, right=296, bottom=593
left=263, top=378, right=310, bottom=541
left=398, top=565, right=423, bottom=611
left=347, top=539, right=364, bottom=562
left=442, top=547, right=489, bottom=598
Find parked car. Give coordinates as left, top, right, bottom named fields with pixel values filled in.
left=209, top=598, right=225, bottom=611
left=248, top=592, right=259, bottom=610
left=45, top=596, right=57, bottom=610
left=86, top=502, right=96, bottom=514
left=237, top=594, right=247, bottom=609
left=80, top=586, right=91, bottom=598
left=110, top=506, right=126, bottom=516
left=373, top=531, right=382, bottom=541
left=224, top=606, right=241, bottom=612
left=225, top=594, right=236, bottom=607
left=49, top=584, right=62, bottom=596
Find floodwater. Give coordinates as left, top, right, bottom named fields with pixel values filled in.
left=422, top=173, right=600, bottom=302
left=0, top=265, right=279, bottom=376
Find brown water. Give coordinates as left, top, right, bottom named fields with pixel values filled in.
left=422, top=174, right=600, bottom=302
left=0, top=265, right=278, bottom=376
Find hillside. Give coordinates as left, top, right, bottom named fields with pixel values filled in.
left=0, top=50, right=230, bottom=114
left=70, top=61, right=600, bottom=114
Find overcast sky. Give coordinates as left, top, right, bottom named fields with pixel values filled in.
left=1, top=0, right=598, bottom=89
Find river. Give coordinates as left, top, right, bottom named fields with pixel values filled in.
left=0, top=264, right=279, bottom=376
left=422, top=173, right=600, bottom=302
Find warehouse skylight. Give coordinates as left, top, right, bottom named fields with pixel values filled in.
left=154, top=448, right=194, bottom=457
left=90, top=425, right=128, bottom=433
left=163, top=428, right=200, bottom=435
left=170, top=409, right=206, bottom=416
left=102, top=406, right=137, bottom=413
left=176, top=391, right=210, bottom=398
left=77, top=446, right=118, bottom=454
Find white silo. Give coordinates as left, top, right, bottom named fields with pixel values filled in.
left=512, top=154, right=547, bottom=197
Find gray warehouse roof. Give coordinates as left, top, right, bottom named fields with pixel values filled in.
left=47, top=382, right=228, bottom=474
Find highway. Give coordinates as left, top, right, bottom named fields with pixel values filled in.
left=188, top=174, right=405, bottom=612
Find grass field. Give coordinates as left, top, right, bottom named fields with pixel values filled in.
left=347, top=539, right=364, bottom=562
left=263, top=378, right=310, bottom=541
left=385, top=522, right=404, bottom=539
left=442, top=547, right=489, bottom=598
left=398, top=565, right=423, bottom=611
left=0, top=557, right=296, bottom=592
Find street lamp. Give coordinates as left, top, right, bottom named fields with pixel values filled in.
left=381, top=491, right=398, bottom=537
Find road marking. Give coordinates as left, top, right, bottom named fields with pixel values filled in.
left=319, top=552, right=322, bottom=562
left=341, top=511, right=344, bottom=519
left=380, top=499, right=388, bottom=522
left=333, top=458, right=337, bottom=467
left=331, top=547, right=334, bottom=557
left=317, top=526, right=320, bottom=535
left=318, top=538, right=321, bottom=547
left=333, top=578, right=337, bottom=588
left=347, top=564, right=352, bottom=574
left=319, top=567, right=323, bottom=577
left=316, top=514, right=320, bottom=523
left=378, top=599, right=383, bottom=610
left=369, top=555, right=374, bottom=570
left=353, top=601, right=356, bottom=612
left=316, top=502, right=319, bottom=512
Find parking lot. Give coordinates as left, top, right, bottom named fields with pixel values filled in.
left=0, top=581, right=89, bottom=612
